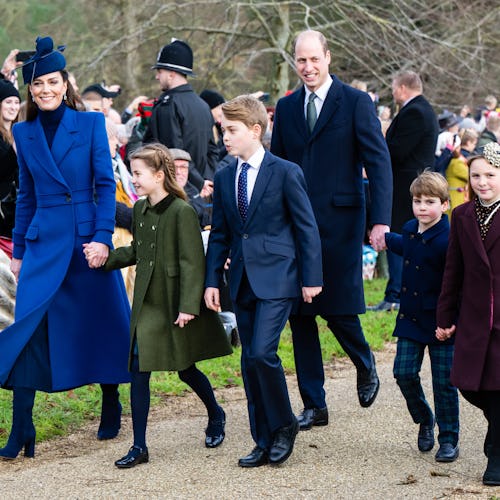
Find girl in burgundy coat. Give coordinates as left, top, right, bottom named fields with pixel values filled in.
left=437, top=142, right=500, bottom=486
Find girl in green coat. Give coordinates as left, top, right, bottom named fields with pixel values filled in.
left=85, top=143, right=231, bottom=468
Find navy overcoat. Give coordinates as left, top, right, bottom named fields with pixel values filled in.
left=0, top=107, right=130, bottom=391
left=271, top=76, right=392, bottom=315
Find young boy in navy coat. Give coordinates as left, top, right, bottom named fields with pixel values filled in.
left=204, top=95, right=323, bottom=467
left=385, top=171, right=459, bottom=463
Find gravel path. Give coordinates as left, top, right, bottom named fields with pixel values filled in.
left=0, top=344, right=498, bottom=499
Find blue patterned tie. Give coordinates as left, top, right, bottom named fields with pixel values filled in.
left=237, top=162, right=250, bottom=221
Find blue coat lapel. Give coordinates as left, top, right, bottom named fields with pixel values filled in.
left=51, top=107, right=79, bottom=168
left=24, top=118, right=68, bottom=188
left=310, top=76, right=342, bottom=140
left=245, top=152, right=273, bottom=225
left=291, top=88, right=309, bottom=139
left=223, top=159, right=241, bottom=224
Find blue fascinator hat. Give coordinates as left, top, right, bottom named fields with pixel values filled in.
left=22, top=36, right=66, bottom=85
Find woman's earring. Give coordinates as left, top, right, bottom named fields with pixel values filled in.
left=63, top=93, right=67, bottom=101
left=31, top=94, right=35, bottom=102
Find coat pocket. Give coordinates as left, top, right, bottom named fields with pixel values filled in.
left=25, top=225, right=39, bottom=241
left=78, top=220, right=95, bottom=237
left=263, top=239, right=295, bottom=258
left=331, top=193, right=364, bottom=207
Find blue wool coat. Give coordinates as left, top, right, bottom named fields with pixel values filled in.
left=0, top=107, right=130, bottom=391
left=385, top=215, right=451, bottom=345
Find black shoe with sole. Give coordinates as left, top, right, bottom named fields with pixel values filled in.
left=115, top=445, right=149, bottom=469
left=297, top=407, right=329, bottom=431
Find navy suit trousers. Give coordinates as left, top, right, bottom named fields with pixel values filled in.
left=233, top=272, right=295, bottom=450
left=290, top=314, right=373, bottom=409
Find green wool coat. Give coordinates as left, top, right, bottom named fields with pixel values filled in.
left=105, top=195, right=232, bottom=371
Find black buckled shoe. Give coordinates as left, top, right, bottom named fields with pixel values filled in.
left=418, top=423, right=435, bottom=452
left=238, top=446, right=269, bottom=468
left=205, top=408, right=226, bottom=448
left=297, top=407, right=329, bottom=431
left=114, top=445, right=149, bottom=469
left=435, top=443, right=459, bottom=462
left=269, top=419, right=299, bottom=465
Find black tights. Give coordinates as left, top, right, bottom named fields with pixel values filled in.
left=130, top=357, right=221, bottom=449
left=461, top=390, right=500, bottom=453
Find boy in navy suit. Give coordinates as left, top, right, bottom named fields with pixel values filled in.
left=385, top=171, right=459, bottom=463
left=204, top=95, right=323, bottom=467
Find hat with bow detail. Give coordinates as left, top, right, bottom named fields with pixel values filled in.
left=22, top=36, right=66, bottom=85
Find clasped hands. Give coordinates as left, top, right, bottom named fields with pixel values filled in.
left=82, top=241, right=109, bottom=269
left=435, top=324, right=456, bottom=341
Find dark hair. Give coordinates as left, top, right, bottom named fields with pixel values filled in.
left=0, top=97, right=20, bottom=145
left=129, top=143, right=187, bottom=201
left=25, top=69, right=83, bottom=121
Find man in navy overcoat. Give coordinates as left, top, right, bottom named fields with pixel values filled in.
left=271, top=30, right=393, bottom=430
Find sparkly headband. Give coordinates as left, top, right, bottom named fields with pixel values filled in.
left=483, top=141, right=500, bottom=168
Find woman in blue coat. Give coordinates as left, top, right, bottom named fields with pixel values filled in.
left=0, top=37, right=130, bottom=459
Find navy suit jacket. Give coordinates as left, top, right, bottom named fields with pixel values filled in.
left=271, top=75, right=392, bottom=315
left=205, top=151, right=322, bottom=301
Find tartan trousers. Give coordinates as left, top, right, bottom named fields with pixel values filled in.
left=393, top=337, right=459, bottom=445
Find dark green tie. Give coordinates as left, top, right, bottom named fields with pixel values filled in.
left=307, top=92, right=317, bottom=132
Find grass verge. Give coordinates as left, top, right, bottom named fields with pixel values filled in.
left=0, top=278, right=396, bottom=442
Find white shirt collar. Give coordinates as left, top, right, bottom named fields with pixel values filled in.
left=237, top=145, right=266, bottom=171
left=304, top=76, right=333, bottom=104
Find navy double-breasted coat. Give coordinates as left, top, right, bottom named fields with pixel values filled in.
left=386, top=216, right=452, bottom=345
left=0, top=107, right=130, bottom=391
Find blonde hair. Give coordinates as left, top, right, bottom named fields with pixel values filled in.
left=222, top=95, right=268, bottom=140
left=129, top=143, right=187, bottom=201
left=409, top=170, right=449, bottom=202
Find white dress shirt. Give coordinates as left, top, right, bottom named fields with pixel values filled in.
left=235, top=146, right=266, bottom=209
left=304, top=76, right=333, bottom=120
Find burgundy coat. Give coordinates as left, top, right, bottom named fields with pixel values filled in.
left=437, top=201, right=500, bottom=391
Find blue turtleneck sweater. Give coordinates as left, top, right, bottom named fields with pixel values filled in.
left=38, top=102, right=66, bottom=149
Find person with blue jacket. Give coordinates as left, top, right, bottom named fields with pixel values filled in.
left=386, top=171, right=459, bottom=463
left=0, top=36, right=130, bottom=459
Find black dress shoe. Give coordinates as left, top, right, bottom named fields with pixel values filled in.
left=418, top=423, right=435, bottom=452
left=269, top=419, right=299, bottom=465
left=205, top=408, right=226, bottom=448
left=297, top=407, right=329, bottom=431
left=483, top=452, right=500, bottom=486
left=435, top=443, right=459, bottom=462
left=114, top=445, right=149, bottom=469
left=366, top=300, right=399, bottom=312
left=357, top=356, right=380, bottom=408
left=238, top=446, right=269, bottom=468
